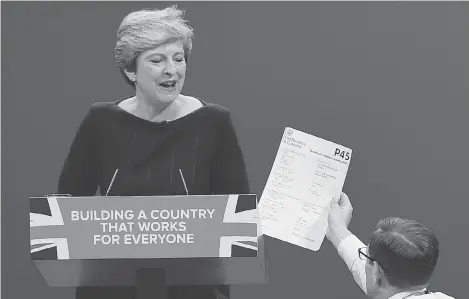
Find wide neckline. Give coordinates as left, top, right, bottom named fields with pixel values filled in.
left=113, top=96, right=209, bottom=126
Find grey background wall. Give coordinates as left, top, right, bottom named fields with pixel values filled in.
left=2, top=2, right=468, bottom=299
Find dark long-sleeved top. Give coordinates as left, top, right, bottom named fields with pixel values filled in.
left=58, top=98, right=249, bottom=197
left=58, top=98, right=249, bottom=299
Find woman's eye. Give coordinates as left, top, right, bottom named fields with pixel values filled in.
left=151, top=59, right=162, bottom=64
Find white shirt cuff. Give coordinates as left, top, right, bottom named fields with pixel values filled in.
left=337, top=234, right=366, bottom=270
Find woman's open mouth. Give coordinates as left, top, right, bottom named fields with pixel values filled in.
left=159, top=80, right=177, bottom=91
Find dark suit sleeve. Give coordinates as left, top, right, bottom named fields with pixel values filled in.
left=58, top=108, right=99, bottom=196
left=211, top=110, right=250, bottom=195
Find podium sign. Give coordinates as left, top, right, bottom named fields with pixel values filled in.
left=30, top=194, right=268, bottom=287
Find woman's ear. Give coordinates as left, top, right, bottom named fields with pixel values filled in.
left=123, top=69, right=137, bottom=83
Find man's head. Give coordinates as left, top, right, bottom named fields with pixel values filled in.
left=363, top=217, right=439, bottom=297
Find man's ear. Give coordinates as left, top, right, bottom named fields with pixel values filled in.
left=374, top=262, right=385, bottom=287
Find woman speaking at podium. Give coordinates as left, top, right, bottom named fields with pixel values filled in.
left=58, top=6, right=249, bottom=299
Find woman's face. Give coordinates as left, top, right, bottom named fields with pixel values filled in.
left=132, top=39, right=186, bottom=105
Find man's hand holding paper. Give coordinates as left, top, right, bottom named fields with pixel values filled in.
left=259, top=127, right=352, bottom=251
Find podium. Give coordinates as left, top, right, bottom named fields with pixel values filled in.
left=30, top=194, right=268, bottom=299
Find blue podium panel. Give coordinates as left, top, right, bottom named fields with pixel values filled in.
left=30, top=194, right=268, bottom=287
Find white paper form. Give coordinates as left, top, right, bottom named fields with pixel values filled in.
left=259, top=127, right=352, bottom=251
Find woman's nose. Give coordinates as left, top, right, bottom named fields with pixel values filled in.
left=164, top=60, right=176, bottom=75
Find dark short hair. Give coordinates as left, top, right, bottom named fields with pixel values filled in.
left=368, top=217, right=439, bottom=288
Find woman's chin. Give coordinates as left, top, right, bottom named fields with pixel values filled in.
left=159, top=88, right=182, bottom=100
left=152, top=94, right=178, bottom=105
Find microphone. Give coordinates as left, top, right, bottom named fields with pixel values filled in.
left=105, top=169, right=119, bottom=196
left=178, top=169, right=189, bottom=195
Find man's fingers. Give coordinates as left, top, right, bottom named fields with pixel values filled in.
left=339, top=192, right=351, bottom=206
left=330, top=197, right=340, bottom=208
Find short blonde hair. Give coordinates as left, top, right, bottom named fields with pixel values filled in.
left=114, top=5, right=194, bottom=72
